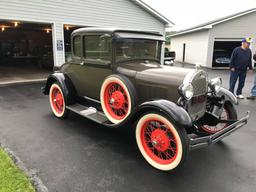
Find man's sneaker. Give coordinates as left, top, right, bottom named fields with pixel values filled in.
left=246, top=95, right=256, bottom=100
left=237, top=95, right=244, bottom=99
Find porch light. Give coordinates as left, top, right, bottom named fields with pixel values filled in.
left=1, top=26, right=5, bottom=32
left=14, top=22, right=19, bottom=27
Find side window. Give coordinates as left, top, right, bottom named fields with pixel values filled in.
left=73, top=36, right=81, bottom=58
left=83, top=35, right=111, bottom=64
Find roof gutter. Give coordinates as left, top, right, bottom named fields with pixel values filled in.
left=170, top=25, right=212, bottom=37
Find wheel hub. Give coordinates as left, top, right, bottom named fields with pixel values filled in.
left=151, top=129, right=169, bottom=152
left=110, top=91, right=125, bottom=109
left=55, top=93, right=63, bottom=107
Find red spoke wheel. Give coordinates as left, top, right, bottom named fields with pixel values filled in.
left=199, top=103, right=237, bottom=135
left=101, top=75, right=135, bottom=124
left=49, top=83, right=69, bottom=118
left=136, top=113, right=188, bottom=171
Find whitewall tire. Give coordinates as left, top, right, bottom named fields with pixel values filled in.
left=135, top=113, right=188, bottom=171
left=100, top=75, right=134, bottom=124
left=49, top=83, right=69, bottom=118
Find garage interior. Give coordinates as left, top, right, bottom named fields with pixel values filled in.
left=212, top=40, right=241, bottom=67
left=0, top=20, right=53, bottom=84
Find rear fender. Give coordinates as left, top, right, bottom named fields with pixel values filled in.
left=134, top=99, right=193, bottom=129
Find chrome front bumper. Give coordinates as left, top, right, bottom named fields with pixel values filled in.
left=189, top=111, right=250, bottom=150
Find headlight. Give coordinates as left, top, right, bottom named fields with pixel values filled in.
left=209, top=77, right=222, bottom=93
left=179, top=83, right=194, bottom=100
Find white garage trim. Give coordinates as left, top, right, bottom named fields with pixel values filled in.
left=214, top=38, right=243, bottom=42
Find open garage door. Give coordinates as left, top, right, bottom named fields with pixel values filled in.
left=0, top=20, right=53, bottom=84
left=213, top=39, right=241, bottom=68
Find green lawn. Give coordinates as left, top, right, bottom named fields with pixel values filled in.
left=0, top=147, right=35, bottom=192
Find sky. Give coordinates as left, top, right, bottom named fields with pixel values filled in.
left=141, top=0, right=256, bottom=31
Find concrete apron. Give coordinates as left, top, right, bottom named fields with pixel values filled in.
left=0, top=79, right=46, bottom=87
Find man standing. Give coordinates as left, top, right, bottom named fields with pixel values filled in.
left=229, top=37, right=253, bottom=99
left=246, top=52, right=256, bottom=100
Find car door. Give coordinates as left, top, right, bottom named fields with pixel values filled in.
left=67, top=33, right=113, bottom=100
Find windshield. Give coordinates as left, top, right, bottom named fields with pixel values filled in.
left=115, top=39, right=162, bottom=63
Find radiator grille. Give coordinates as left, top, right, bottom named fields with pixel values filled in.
left=191, top=74, right=207, bottom=96
left=187, top=71, right=207, bottom=120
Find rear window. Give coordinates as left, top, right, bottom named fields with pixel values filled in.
left=73, top=36, right=81, bottom=58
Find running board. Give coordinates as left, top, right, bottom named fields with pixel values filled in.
left=66, top=104, right=109, bottom=124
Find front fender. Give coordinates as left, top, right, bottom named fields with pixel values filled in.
left=217, top=87, right=238, bottom=105
left=135, top=99, right=193, bottom=129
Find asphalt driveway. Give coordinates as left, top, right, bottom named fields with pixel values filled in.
left=0, top=69, right=256, bottom=192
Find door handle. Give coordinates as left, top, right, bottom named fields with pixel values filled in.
left=80, top=61, right=85, bottom=66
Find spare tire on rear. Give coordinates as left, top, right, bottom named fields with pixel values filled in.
left=100, top=75, right=136, bottom=124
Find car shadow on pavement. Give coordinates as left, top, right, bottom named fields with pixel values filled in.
left=46, top=110, right=237, bottom=177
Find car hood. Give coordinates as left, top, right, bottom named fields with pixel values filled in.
left=116, top=61, right=196, bottom=102
left=117, top=61, right=193, bottom=84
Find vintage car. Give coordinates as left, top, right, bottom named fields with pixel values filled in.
left=43, top=28, right=249, bottom=172
left=164, top=48, right=175, bottom=64
left=212, top=49, right=231, bottom=67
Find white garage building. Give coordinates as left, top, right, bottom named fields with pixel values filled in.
left=0, top=0, right=172, bottom=83
left=170, top=8, right=256, bottom=68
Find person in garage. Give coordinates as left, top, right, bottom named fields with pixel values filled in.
left=229, top=37, right=253, bottom=99
left=246, top=52, right=256, bottom=100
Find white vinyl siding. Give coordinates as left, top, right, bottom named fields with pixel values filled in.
left=0, top=0, right=164, bottom=31
left=208, top=12, right=256, bottom=65
left=52, top=23, right=65, bottom=66
left=171, top=30, right=210, bottom=67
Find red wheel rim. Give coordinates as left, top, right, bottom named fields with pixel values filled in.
left=51, top=86, right=64, bottom=114
left=202, top=108, right=229, bottom=133
left=140, top=118, right=178, bottom=165
left=103, top=82, right=129, bottom=120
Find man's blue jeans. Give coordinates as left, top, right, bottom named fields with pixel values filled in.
left=251, top=74, right=256, bottom=96
left=229, top=70, right=247, bottom=95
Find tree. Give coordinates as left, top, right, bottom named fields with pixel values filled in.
left=165, top=31, right=177, bottom=45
